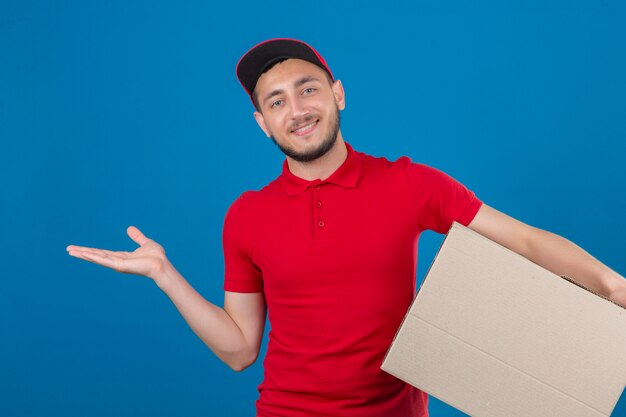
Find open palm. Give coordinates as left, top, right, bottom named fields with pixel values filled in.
left=67, top=226, right=167, bottom=280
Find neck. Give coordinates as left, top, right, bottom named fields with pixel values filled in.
left=286, top=132, right=348, bottom=181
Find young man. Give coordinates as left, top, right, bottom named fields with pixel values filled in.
left=67, top=39, right=626, bottom=417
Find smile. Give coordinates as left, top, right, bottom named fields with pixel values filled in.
left=291, top=120, right=319, bottom=136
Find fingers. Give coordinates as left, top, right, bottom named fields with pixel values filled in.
left=609, top=288, right=626, bottom=308
left=67, top=246, right=125, bottom=271
left=127, top=226, right=151, bottom=246
left=66, top=245, right=127, bottom=257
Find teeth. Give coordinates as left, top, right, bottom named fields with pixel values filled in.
left=293, top=121, right=316, bottom=133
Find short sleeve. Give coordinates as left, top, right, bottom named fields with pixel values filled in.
left=222, top=194, right=264, bottom=293
left=404, top=159, right=483, bottom=234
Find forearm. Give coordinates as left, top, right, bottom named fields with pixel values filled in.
left=154, top=262, right=255, bottom=371
left=525, top=227, right=625, bottom=298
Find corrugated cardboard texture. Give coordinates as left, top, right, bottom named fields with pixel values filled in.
left=382, top=222, right=626, bottom=417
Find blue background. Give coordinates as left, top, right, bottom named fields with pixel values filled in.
left=1, top=1, right=625, bottom=416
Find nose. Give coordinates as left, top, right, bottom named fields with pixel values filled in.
left=289, top=95, right=309, bottom=119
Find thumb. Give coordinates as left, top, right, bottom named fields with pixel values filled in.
left=127, top=226, right=151, bottom=246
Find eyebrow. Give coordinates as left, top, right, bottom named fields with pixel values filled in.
left=262, top=76, right=322, bottom=104
left=294, top=75, right=320, bottom=88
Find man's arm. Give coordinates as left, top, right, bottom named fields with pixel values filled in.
left=468, top=204, right=626, bottom=307
left=67, top=226, right=266, bottom=371
left=156, top=268, right=266, bottom=371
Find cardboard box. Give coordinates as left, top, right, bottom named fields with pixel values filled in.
left=382, top=222, right=626, bottom=417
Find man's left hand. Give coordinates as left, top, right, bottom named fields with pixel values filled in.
left=609, top=286, right=626, bottom=308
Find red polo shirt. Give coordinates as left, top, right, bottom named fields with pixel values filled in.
left=223, top=142, right=482, bottom=417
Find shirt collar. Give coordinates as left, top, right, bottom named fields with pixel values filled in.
left=280, top=142, right=362, bottom=196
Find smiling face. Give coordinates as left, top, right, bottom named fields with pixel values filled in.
left=252, top=59, right=345, bottom=163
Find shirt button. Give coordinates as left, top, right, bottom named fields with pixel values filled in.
left=315, top=186, right=321, bottom=190
left=317, top=201, right=322, bottom=208
left=318, top=220, right=325, bottom=228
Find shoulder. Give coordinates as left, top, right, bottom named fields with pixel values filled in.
left=224, top=191, right=255, bottom=231
left=227, top=190, right=256, bottom=213
left=357, top=149, right=438, bottom=181
left=357, top=149, right=403, bottom=173
left=225, top=176, right=285, bottom=218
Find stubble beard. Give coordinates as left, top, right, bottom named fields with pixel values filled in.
left=270, top=106, right=341, bottom=163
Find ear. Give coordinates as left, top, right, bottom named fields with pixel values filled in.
left=253, top=111, right=271, bottom=137
left=332, top=80, right=346, bottom=110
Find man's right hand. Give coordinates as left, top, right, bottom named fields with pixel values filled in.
left=67, top=226, right=168, bottom=283
left=67, top=225, right=266, bottom=371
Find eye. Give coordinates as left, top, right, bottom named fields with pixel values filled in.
left=270, top=99, right=284, bottom=108
left=303, top=87, right=316, bottom=95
